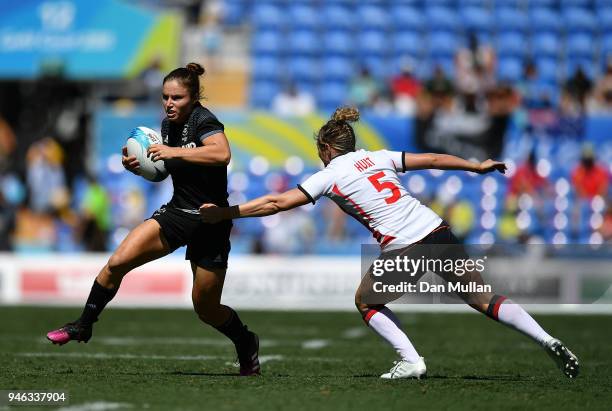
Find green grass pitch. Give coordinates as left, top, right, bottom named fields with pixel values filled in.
left=0, top=307, right=611, bottom=410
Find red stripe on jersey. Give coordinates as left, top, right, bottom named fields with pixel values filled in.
left=331, top=184, right=373, bottom=222
left=332, top=184, right=397, bottom=247
left=492, top=296, right=507, bottom=320
left=380, top=234, right=396, bottom=246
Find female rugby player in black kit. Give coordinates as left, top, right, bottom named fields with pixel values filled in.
left=47, top=63, right=261, bottom=376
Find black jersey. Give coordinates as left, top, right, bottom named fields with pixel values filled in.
left=161, top=103, right=229, bottom=210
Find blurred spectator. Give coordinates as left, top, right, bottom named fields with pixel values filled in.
left=140, top=59, right=164, bottom=102
left=425, top=65, right=454, bottom=111
left=590, top=61, right=612, bottom=113
left=390, top=60, right=421, bottom=115
left=262, top=209, right=315, bottom=254
left=201, top=21, right=222, bottom=70
left=571, top=145, right=609, bottom=199
left=0, top=190, right=15, bottom=251
left=455, top=32, right=496, bottom=96
left=445, top=200, right=476, bottom=243
left=518, top=61, right=557, bottom=132
left=518, top=61, right=549, bottom=109
left=371, top=90, right=394, bottom=116
left=13, top=207, right=56, bottom=252
left=0, top=115, right=16, bottom=173
left=324, top=202, right=347, bottom=241
left=600, top=202, right=612, bottom=242
left=272, top=83, right=315, bottom=117
left=508, top=151, right=549, bottom=198
left=25, top=138, right=67, bottom=213
left=564, top=66, right=592, bottom=110
left=79, top=175, right=111, bottom=252
left=348, top=67, right=379, bottom=109
left=51, top=185, right=80, bottom=252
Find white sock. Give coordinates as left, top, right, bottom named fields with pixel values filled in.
left=366, top=307, right=421, bottom=363
left=496, top=301, right=554, bottom=346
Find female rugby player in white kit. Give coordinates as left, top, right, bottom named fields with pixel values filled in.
left=199, top=107, right=579, bottom=379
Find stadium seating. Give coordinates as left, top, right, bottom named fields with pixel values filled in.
left=496, top=8, right=529, bottom=33
left=498, top=57, right=523, bottom=83
left=240, top=0, right=609, bottom=113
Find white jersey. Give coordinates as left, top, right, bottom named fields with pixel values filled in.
left=299, top=149, right=442, bottom=250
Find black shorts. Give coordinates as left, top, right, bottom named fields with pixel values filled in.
left=381, top=221, right=470, bottom=276
left=149, top=205, right=232, bottom=270
left=361, top=221, right=474, bottom=305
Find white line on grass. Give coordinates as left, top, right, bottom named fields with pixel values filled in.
left=16, top=352, right=341, bottom=363
left=57, top=402, right=132, bottom=411
left=301, top=339, right=330, bottom=350
left=341, top=327, right=367, bottom=339
left=33, top=336, right=279, bottom=348
left=18, top=352, right=224, bottom=361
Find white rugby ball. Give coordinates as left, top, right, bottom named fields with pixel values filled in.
left=125, top=126, right=169, bottom=182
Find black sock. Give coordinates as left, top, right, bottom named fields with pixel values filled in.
left=77, top=280, right=118, bottom=327
left=214, top=306, right=250, bottom=346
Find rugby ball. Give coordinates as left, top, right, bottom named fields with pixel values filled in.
left=125, top=126, right=169, bottom=182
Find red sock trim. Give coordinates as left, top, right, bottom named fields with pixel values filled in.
left=492, top=296, right=507, bottom=320
left=363, top=309, right=379, bottom=324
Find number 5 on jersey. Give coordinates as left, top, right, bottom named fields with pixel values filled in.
left=368, top=171, right=401, bottom=204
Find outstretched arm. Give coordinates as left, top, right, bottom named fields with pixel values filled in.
left=199, top=188, right=311, bottom=223
left=403, top=152, right=506, bottom=174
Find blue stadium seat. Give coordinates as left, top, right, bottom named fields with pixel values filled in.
left=357, top=31, right=388, bottom=57
left=461, top=7, right=493, bottom=32
left=390, top=6, right=424, bottom=31
left=460, top=0, right=489, bottom=6
left=497, top=32, right=527, bottom=58
left=356, top=5, right=389, bottom=31
left=428, top=32, right=459, bottom=58
left=530, top=8, right=561, bottom=34
left=598, top=9, right=612, bottom=35
left=288, top=57, right=320, bottom=82
left=322, top=31, right=353, bottom=56
left=528, top=0, right=556, bottom=8
left=317, top=81, right=349, bottom=110
left=360, top=56, right=391, bottom=79
left=498, top=57, right=523, bottom=83
left=596, top=0, right=612, bottom=9
left=322, top=57, right=354, bottom=80
left=531, top=33, right=560, bottom=58
left=288, top=31, right=320, bottom=56
left=493, top=0, right=523, bottom=8
left=252, top=4, right=285, bottom=29
left=601, top=35, right=612, bottom=62
left=289, top=5, right=319, bottom=30
left=294, top=80, right=317, bottom=97
left=496, top=8, right=528, bottom=33
left=321, top=6, right=354, bottom=31
left=566, top=34, right=595, bottom=59
left=425, top=7, right=460, bottom=33
left=252, top=31, right=284, bottom=55
left=222, top=0, right=247, bottom=27
left=250, top=81, right=280, bottom=108
left=561, top=0, right=592, bottom=7
left=425, top=0, right=455, bottom=5
left=536, top=58, right=560, bottom=84
left=392, top=31, right=424, bottom=58
left=563, top=8, right=598, bottom=34
left=252, top=56, right=283, bottom=81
